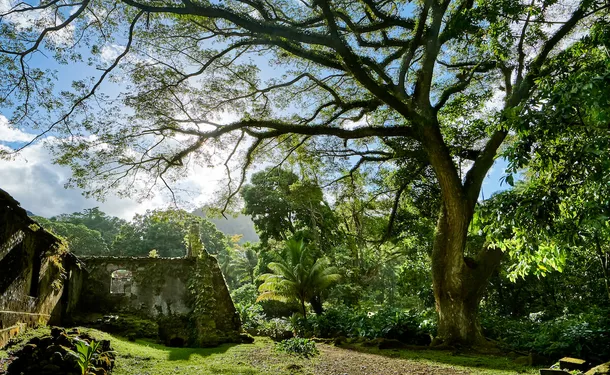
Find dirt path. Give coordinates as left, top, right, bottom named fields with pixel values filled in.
left=294, top=345, right=470, bottom=375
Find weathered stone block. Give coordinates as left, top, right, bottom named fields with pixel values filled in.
left=559, top=357, right=588, bottom=371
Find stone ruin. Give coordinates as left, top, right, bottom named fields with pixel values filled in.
left=0, top=187, right=243, bottom=348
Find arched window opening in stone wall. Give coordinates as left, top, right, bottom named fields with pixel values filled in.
left=110, top=270, right=133, bottom=295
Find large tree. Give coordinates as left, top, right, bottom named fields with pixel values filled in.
left=242, top=167, right=338, bottom=248
left=1, top=0, right=608, bottom=345
left=112, top=209, right=229, bottom=257
left=52, top=208, right=126, bottom=249
left=34, top=216, right=109, bottom=255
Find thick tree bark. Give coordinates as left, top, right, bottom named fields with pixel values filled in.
left=431, top=209, right=504, bottom=346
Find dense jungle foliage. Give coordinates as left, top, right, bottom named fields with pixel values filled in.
left=32, top=163, right=610, bottom=363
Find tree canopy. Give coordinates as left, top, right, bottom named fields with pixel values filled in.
left=112, top=208, right=230, bottom=257
left=34, top=215, right=110, bottom=255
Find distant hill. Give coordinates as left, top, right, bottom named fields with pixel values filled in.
left=192, top=209, right=260, bottom=244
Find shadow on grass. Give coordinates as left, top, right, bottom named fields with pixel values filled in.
left=112, top=336, right=236, bottom=361
left=337, top=343, right=533, bottom=373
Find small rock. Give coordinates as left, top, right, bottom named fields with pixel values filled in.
left=50, top=327, right=65, bottom=338
left=20, top=343, right=37, bottom=355
left=45, top=344, right=68, bottom=356
left=39, top=336, right=54, bottom=348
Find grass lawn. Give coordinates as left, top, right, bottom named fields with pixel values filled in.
left=1, top=328, right=538, bottom=375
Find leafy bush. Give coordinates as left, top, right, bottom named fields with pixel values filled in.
left=258, top=318, right=293, bottom=341
left=482, top=308, right=610, bottom=362
left=275, top=338, right=319, bottom=358
left=294, top=306, right=435, bottom=345
left=232, top=285, right=295, bottom=341
left=235, top=302, right=266, bottom=334
left=231, top=284, right=258, bottom=306
left=259, top=298, right=302, bottom=318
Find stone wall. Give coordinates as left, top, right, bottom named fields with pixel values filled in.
left=78, top=253, right=242, bottom=346
left=0, top=188, right=83, bottom=348
left=78, top=257, right=193, bottom=317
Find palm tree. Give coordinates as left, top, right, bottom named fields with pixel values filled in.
left=232, top=245, right=259, bottom=284
left=257, top=238, right=340, bottom=317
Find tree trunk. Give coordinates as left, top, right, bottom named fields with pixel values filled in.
left=594, top=235, right=610, bottom=302
left=418, top=117, right=505, bottom=347
left=309, top=295, right=324, bottom=316
left=300, top=298, right=307, bottom=317
left=431, top=209, right=504, bottom=347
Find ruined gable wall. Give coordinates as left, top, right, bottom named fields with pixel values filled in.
left=78, top=256, right=193, bottom=317
left=78, top=254, right=241, bottom=346
left=0, top=188, right=83, bottom=348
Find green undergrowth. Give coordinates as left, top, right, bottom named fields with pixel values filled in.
left=1, top=326, right=52, bottom=354
left=2, top=328, right=538, bottom=375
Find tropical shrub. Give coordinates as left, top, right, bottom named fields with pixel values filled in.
left=231, top=283, right=258, bottom=306
left=293, top=306, right=436, bottom=345
left=482, top=308, right=610, bottom=362
left=258, top=318, right=294, bottom=341
left=275, top=338, right=319, bottom=358
left=258, top=239, right=340, bottom=316
left=71, top=340, right=103, bottom=375
left=235, top=302, right=266, bottom=334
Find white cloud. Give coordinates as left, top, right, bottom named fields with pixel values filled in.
left=0, top=131, right=235, bottom=219
left=0, top=115, right=35, bottom=142
left=485, top=89, right=506, bottom=112
left=100, top=44, right=125, bottom=64
left=342, top=116, right=369, bottom=130
left=0, top=0, right=74, bottom=45
left=0, top=141, right=170, bottom=219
